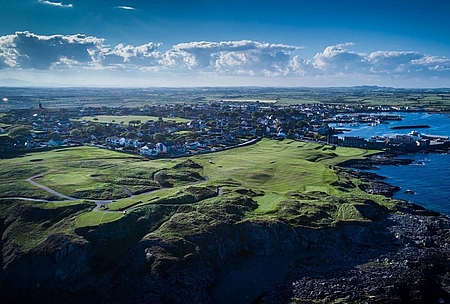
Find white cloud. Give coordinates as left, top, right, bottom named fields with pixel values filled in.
left=313, top=43, right=368, bottom=73
left=0, top=32, right=449, bottom=86
left=39, top=0, right=73, bottom=8
left=0, top=32, right=103, bottom=69
left=100, top=42, right=162, bottom=67
left=114, top=6, right=136, bottom=10
left=171, top=40, right=302, bottom=76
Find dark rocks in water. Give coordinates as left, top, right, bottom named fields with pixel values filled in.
left=346, top=154, right=414, bottom=170
left=358, top=181, right=401, bottom=197
left=349, top=169, right=387, bottom=181
left=404, top=189, right=415, bottom=194
left=341, top=168, right=401, bottom=197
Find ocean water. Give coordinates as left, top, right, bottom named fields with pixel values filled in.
left=366, top=153, right=450, bottom=215
left=329, top=112, right=450, bottom=140
left=330, top=112, right=450, bottom=215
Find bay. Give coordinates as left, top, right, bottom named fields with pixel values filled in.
left=330, top=112, right=450, bottom=215
left=366, top=153, right=450, bottom=215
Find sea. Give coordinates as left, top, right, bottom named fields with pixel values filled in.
left=329, top=112, right=450, bottom=215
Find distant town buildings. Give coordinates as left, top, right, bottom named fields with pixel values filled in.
left=1, top=102, right=449, bottom=155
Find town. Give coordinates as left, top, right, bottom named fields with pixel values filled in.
left=1, top=100, right=449, bottom=156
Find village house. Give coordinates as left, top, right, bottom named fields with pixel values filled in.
left=138, top=145, right=159, bottom=156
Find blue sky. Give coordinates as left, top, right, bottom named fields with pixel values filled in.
left=0, top=0, right=449, bottom=87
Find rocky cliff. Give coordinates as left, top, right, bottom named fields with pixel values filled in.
left=1, top=186, right=450, bottom=303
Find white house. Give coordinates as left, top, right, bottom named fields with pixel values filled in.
left=156, top=142, right=167, bottom=154
left=139, top=145, right=159, bottom=156
left=47, top=139, right=68, bottom=147
left=105, top=136, right=121, bottom=146
left=125, top=139, right=142, bottom=148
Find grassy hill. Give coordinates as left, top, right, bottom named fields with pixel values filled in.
left=0, top=138, right=410, bottom=303
left=0, top=139, right=389, bottom=239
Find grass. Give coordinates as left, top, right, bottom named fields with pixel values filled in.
left=192, top=139, right=372, bottom=212
left=75, top=211, right=123, bottom=228
left=77, top=115, right=190, bottom=124
left=1, top=137, right=394, bottom=265
left=222, top=98, right=278, bottom=103
left=334, top=203, right=365, bottom=222
left=1, top=138, right=381, bottom=233
left=0, top=146, right=168, bottom=199
left=253, top=192, right=285, bottom=213
left=107, top=188, right=179, bottom=211
left=0, top=199, right=93, bottom=253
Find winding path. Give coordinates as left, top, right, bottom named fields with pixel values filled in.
left=24, top=175, right=114, bottom=207
left=2, top=171, right=214, bottom=214
left=26, top=175, right=77, bottom=201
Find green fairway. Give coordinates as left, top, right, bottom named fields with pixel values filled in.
left=77, top=115, right=190, bottom=124
left=191, top=139, right=371, bottom=212
left=0, top=146, right=168, bottom=199
left=107, top=188, right=179, bottom=211
left=75, top=211, right=123, bottom=228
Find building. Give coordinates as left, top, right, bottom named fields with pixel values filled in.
left=343, top=136, right=367, bottom=148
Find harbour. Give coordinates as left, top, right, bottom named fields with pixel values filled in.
left=331, top=112, right=450, bottom=215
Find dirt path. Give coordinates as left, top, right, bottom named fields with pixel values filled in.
left=26, top=175, right=77, bottom=201
left=0, top=197, right=50, bottom=203
left=24, top=175, right=114, bottom=207
left=119, top=185, right=133, bottom=196
left=3, top=172, right=212, bottom=213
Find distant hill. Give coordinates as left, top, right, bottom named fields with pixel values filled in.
left=0, top=78, right=64, bottom=87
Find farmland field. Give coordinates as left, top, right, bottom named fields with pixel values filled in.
left=77, top=115, right=190, bottom=124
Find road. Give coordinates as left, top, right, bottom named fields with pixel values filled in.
left=26, top=175, right=77, bottom=201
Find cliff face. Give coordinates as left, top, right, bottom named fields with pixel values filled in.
left=1, top=196, right=450, bottom=304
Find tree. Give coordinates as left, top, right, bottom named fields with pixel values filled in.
left=186, top=131, right=198, bottom=140
left=154, top=133, right=166, bottom=143
left=70, top=129, right=82, bottom=137
left=251, top=111, right=264, bottom=119
left=48, top=132, right=61, bottom=141
left=8, top=126, right=31, bottom=142
left=126, top=132, right=138, bottom=139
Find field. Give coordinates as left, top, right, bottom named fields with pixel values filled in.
left=75, top=211, right=124, bottom=228
left=190, top=139, right=371, bottom=212
left=221, top=99, right=278, bottom=103
left=0, top=139, right=381, bottom=232
left=0, top=146, right=168, bottom=199
left=77, top=115, right=190, bottom=124
left=2, top=87, right=450, bottom=111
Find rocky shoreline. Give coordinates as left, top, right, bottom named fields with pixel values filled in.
left=258, top=201, right=450, bottom=303
left=253, top=154, right=450, bottom=303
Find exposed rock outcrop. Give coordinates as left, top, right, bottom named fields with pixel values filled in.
left=1, top=194, right=449, bottom=304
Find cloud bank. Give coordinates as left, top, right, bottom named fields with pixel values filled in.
left=0, top=32, right=449, bottom=86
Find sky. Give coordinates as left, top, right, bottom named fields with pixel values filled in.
left=0, top=0, right=449, bottom=87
